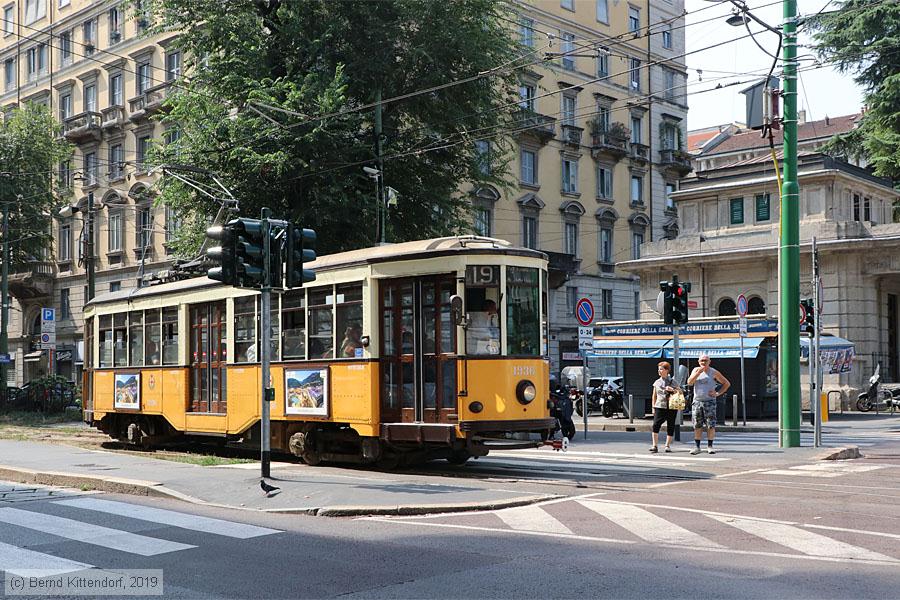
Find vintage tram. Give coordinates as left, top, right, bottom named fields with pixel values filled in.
left=82, top=236, right=553, bottom=465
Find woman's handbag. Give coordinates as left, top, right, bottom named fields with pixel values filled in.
left=668, top=389, right=686, bottom=411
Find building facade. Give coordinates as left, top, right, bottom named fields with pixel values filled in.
left=620, top=114, right=900, bottom=402
left=476, top=0, right=688, bottom=374
left=1, top=0, right=176, bottom=386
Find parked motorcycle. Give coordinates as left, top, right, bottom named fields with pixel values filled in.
left=856, top=364, right=899, bottom=413
left=576, top=381, right=626, bottom=418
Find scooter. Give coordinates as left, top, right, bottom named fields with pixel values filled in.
left=856, top=364, right=898, bottom=412
left=578, top=381, right=626, bottom=418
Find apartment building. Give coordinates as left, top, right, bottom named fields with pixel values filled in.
left=1, top=0, right=177, bottom=386
left=476, top=0, right=688, bottom=373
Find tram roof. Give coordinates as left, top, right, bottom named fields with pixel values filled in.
left=86, top=236, right=547, bottom=308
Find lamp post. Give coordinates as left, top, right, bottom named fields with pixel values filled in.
left=363, top=166, right=386, bottom=244
left=59, top=191, right=95, bottom=303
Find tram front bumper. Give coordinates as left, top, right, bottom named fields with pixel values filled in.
left=459, top=418, right=556, bottom=434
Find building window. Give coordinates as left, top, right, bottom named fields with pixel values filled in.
left=520, top=148, right=536, bottom=185
left=474, top=140, right=490, bottom=175
left=4, top=58, right=14, bottom=91
left=561, top=0, right=574, bottom=10
left=597, top=166, right=612, bottom=199
left=59, top=31, right=72, bottom=65
left=597, top=49, right=609, bottom=77
left=755, top=193, right=770, bottom=222
left=137, top=62, right=151, bottom=94
left=518, top=83, right=535, bottom=111
left=110, top=282, right=121, bottom=293
left=564, top=222, right=578, bottom=256
left=730, top=197, right=745, bottom=224
left=60, top=288, right=71, bottom=319
left=83, top=83, right=97, bottom=112
left=599, top=227, right=612, bottom=264
left=3, top=6, right=13, bottom=35
left=665, top=70, right=677, bottom=101
left=24, top=0, right=46, bottom=25
left=59, top=93, right=71, bottom=120
left=59, top=0, right=70, bottom=8
left=631, top=116, right=642, bottom=144
left=83, top=19, right=96, bottom=52
left=596, top=104, right=610, bottom=133
left=628, top=6, right=640, bottom=33
left=561, top=32, right=575, bottom=71
left=562, top=159, right=578, bottom=194
left=596, top=0, right=609, bottom=23
left=566, top=286, right=577, bottom=313
left=84, top=151, right=98, bottom=186
left=166, top=51, right=181, bottom=80
left=474, top=206, right=492, bottom=237
left=523, top=215, right=537, bottom=249
left=864, top=196, right=871, bottom=222
left=748, top=296, right=766, bottom=316
left=662, top=122, right=678, bottom=149
left=718, top=298, right=736, bottom=317
left=109, top=73, right=123, bottom=106
left=26, top=47, right=36, bottom=79
left=631, top=232, right=643, bottom=260
left=59, top=160, right=72, bottom=188
left=59, top=223, right=71, bottom=262
left=165, top=205, right=179, bottom=244
left=630, top=175, right=643, bottom=204
left=662, top=26, right=672, bottom=49
left=136, top=206, right=152, bottom=248
left=108, top=7, right=122, bottom=44
left=561, top=95, right=576, bottom=126
left=602, top=289, right=613, bottom=319
left=519, top=17, right=534, bottom=47
left=853, top=193, right=861, bottom=221
left=666, top=183, right=677, bottom=210
left=137, top=135, right=152, bottom=170
left=108, top=212, right=123, bottom=252
left=630, top=58, right=641, bottom=90
left=108, top=144, right=124, bottom=179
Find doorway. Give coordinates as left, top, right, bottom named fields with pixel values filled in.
left=189, top=301, right=227, bottom=413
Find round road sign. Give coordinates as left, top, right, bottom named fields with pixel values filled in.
left=799, top=302, right=807, bottom=326
left=575, top=298, right=594, bottom=326
left=736, top=294, right=748, bottom=317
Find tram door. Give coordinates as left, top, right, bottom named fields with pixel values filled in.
left=189, top=301, right=227, bottom=413
left=380, top=276, right=457, bottom=424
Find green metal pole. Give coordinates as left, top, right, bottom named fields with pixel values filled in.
left=779, top=0, right=800, bottom=447
left=1, top=204, right=8, bottom=391
left=375, top=87, right=385, bottom=245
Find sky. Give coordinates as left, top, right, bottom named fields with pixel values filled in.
left=685, top=0, right=866, bottom=131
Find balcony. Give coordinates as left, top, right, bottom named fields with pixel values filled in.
left=560, top=124, right=583, bottom=148
left=8, top=261, right=55, bottom=300
left=62, top=112, right=102, bottom=144
left=129, top=81, right=173, bottom=123
left=659, top=148, right=694, bottom=176
left=514, top=109, right=556, bottom=145
left=101, top=105, right=127, bottom=131
left=629, top=142, right=650, bottom=164
left=590, top=131, right=628, bottom=161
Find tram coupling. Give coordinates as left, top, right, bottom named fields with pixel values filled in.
left=541, top=437, right=569, bottom=452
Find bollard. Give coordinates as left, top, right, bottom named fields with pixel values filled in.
left=732, top=395, right=738, bottom=427
left=628, top=394, right=634, bottom=424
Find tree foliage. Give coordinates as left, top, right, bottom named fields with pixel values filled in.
left=811, top=0, right=900, bottom=180
left=0, top=105, right=72, bottom=268
left=143, top=0, right=521, bottom=257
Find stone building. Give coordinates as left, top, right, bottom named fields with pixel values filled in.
left=620, top=113, right=900, bottom=400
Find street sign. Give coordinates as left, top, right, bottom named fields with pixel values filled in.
left=739, top=316, right=748, bottom=337
left=575, top=298, right=594, bottom=326
left=799, top=302, right=807, bottom=326
left=736, top=294, right=748, bottom=317
left=41, top=307, right=56, bottom=334
left=40, top=332, right=56, bottom=350
left=0, top=353, right=10, bottom=364
left=578, top=326, right=593, bottom=351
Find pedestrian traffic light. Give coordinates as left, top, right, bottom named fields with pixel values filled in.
left=285, top=226, right=317, bottom=289
left=232, top=218, right=266, bottom=287
left=801, top=298, right=815, bottom=335
left=659, top=280, right=674, bottom=325
left=206, top=220, right=240, bottom=285
left=671, top=281, right=691, bottom=325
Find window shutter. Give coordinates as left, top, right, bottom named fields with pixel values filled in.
left=755, top=194, right=770, bottom=221
left=730, top=198, right=744, bottom=224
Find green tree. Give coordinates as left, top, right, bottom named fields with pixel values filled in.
left=143, top=0, right=521, bottom=257
left=0, top=104, right=72, bottom=268
left=811, top=0, right=900, bottom=180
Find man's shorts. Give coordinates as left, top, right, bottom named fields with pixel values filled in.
left=692, top=400, right=717, bottom=429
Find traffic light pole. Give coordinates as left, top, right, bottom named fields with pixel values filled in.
left=813, top=237, right=822, bottom=448
left=260, top=208, right=272, bottom=479
left=672, top=324, right=681, bottom=442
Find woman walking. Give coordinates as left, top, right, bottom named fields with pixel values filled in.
left=650, top=361, right=680, bottom=453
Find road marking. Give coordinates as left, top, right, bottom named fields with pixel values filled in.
left=0, top=540, right=92, bottom=577
left=578, top=499, right=724, bottom=548
left=55, top=497, right=280, bottom=539
left=708, top=515, right=895, bottom=562
left=0, top=507, right=195, bottom=556
left=495, top=504, right=573, bottom=534
left=763, top=469, right=848, bottom=478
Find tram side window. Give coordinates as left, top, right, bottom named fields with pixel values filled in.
left=282, top=291, right=306, bottom=360
left=145, top=309, right=161, bottom=365
left=99, top=315, right=113, bottom=367
left=234, top=296, right=256, bottom=363
left=113, top=314, right=128, bottom=366
left=541, top=269, right=549, bottom=356
left=336, top=284, right=363, bottom=358
left=162, top=307, right=179, bottom=365
left=129, top=311, right=144, bottom=366
left=308, top=287, right=334, bottom=359
left=507, top=266, right=540, bottom=356
left=465, top=265, right=500, bottom=355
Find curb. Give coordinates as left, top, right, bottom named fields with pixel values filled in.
left=819, top=446, right=862, bottom=460
left=304, top=494, right=564, bottom=517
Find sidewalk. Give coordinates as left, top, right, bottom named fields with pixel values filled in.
left=583, top=411, right=891, bottom=433
left=0, top=440, right=559, bottom=517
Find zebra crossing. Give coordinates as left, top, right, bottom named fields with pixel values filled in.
left=0, top=486, right=280, bottom=577
left=366, top=496, right=900, bottom=566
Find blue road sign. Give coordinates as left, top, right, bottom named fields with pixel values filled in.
left=575, top=298, right=594, bottom=326
left=0, top=354, right=10, bottom=364
left=736, top=294, right=748, bottom=317
left=42, top=308, right=55, bottom=322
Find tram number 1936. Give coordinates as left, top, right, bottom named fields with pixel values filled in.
left=512, top=365, right=536, bottom=377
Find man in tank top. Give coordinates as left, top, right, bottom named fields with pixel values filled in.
left=686, top=354, right=731, bottom=454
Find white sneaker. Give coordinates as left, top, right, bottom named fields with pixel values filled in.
left=690, top=447, right=701, bottom=455
left=707, top=447, right=716, bottom=454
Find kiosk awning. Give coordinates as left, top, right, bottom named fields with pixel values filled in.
left=663, top=336, right=765, bottom=359
left=800, top=336, right=855, bottom=373
left=589, top=338, right=668, bottom=358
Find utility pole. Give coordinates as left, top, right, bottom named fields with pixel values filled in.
left=778, top=0, right=801, bottom=448
left=86, top=191, right=95, bottom=302
left=1, top=203, right=9, bottom=391
left=260, top=207, right=272, bottom=479
left=812, top=237, right=822, bottom=447
left=374, top=87, right=386, bottom=244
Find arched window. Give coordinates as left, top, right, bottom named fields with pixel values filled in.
left=717, top=298, right=736, bottom=316
left=748, top=296, right=766, bottom=316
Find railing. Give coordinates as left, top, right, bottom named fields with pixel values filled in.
left=129, top=81, right=173, bottom=119
left=659, top=148, right=693, bottom=172
left=101, top=105, right=125, bottom=128
left=590, top=131, right=628, bottom=157
left=629, top=142, right=650, bottom=161
left=62, top=112, right=102, bottom=138
left=12, top=261, right=55, bottom=277
left=560, top=124, right=583, bottom=147
left=516, top=109, right=556, bottom=140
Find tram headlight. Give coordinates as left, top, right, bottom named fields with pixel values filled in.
left=468, top=401, right=484, bottom=414
left=516, top=380, right=537, bottom=405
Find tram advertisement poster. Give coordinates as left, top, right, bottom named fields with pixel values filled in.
left=285, top=368, right=329, bottom=416
left=114, top=373, right=140, bottom=410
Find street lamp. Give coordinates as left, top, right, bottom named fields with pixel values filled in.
left=59, top=188, right=96, bottom=303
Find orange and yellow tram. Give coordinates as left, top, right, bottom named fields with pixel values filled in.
left=82, top=236, right=553, bottom=465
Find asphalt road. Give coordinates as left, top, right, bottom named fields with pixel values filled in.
left=1, top=426, right=898, bottom=599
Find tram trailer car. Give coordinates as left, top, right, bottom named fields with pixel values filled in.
left=82, top=236, right=554, bottom=466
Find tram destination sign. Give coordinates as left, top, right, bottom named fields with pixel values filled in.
left=599, top=318, right=778, bottom=338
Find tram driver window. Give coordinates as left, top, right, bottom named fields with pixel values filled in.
left=465, top=265, right=501, bottom=355
left=507, top=266, right=540, bottom=356
left=234, top=296, right=256, bottom=363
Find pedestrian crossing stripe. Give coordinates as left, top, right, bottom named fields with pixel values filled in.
left=760, top=463, right=886, bottom=478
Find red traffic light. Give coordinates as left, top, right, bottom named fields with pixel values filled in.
left=675, top=286, right=684, bottom=296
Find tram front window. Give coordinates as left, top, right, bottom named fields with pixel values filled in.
left=507, top=266, right=540, bottom=356
left=465, top=265, right=500, bottom=355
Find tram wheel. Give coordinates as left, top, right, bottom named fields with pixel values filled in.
left=302, top=451, right=322, bottom=466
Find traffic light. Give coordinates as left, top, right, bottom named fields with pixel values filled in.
left=659, top=280, right=674, bottom=325
left=269, top=228, right=283, bottom=290
left=672, top=281, right=691, bottom=325
left=206, top=221, right=239, bottom=285
left=233, top=218, right=266, bottom=287
left=285, top=226, right=317, bottom=289
left=801, top=298, right=815, bottom=335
